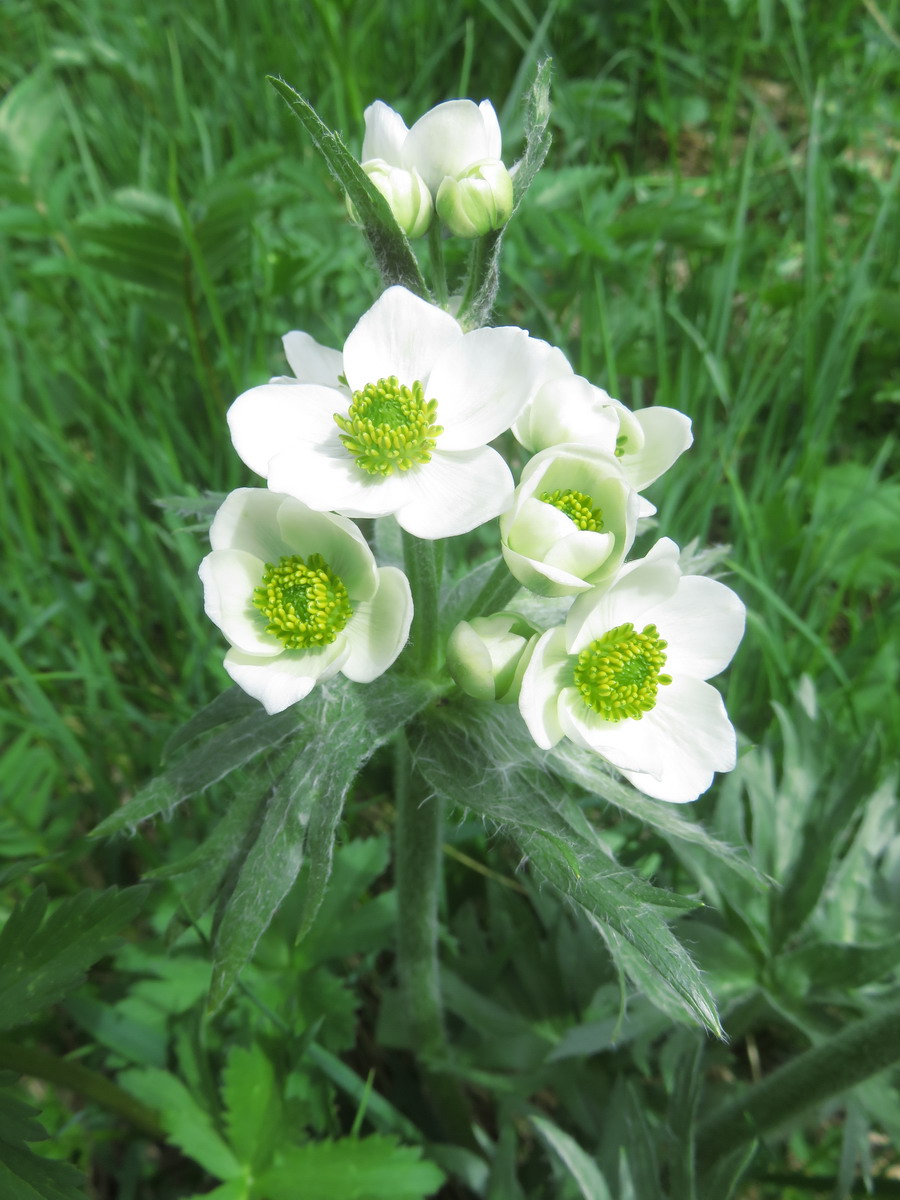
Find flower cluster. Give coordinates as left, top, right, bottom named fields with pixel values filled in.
left=199, top=96, right=745, bottom=801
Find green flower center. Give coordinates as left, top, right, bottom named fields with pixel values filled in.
left=540, top=488, right=604, bottom=532
left=334, top=376, right=443, bottom=476
left=614, top=433, right=628, bottom=458
left=253, top=554, right=352, bottom=650
left=574, top=622, right=672, bottom=721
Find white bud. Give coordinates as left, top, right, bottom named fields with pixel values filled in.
left=351, top=159, right=433, bottom=239
left=447, top=612, right=537, bottom=703
left=435, top=158, right=514, bottom=238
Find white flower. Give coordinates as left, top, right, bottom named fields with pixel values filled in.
left=198, top=489, right=412, bottom=715
left=500, top=445, right=639, bottom=597
left=512, top=348, right=693, bottom=493
left=518, top=539, right=745, bottom=802
left=228, top=286, right=555, bottom=539
left=362, top=98, right=502, bottom=194
left=447, top=612, right=538, bottom=703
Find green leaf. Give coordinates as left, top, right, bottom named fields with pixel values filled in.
left=256, top=1136, right=444, bottom=1200
left=776, top=935, right=900, bottom=994
left=0, top=1078, right=85, bottom=1200
left=266, top=78, right=429, bottom=298
left=0, top=886, right=146, bottom=1031
left=118, top=1068, right=241, bottom=1181
left=530, top=1115, right=613, bottom=1200
left=208, top=675, right=438, bottom=1010
left=222, top=1045, right=281, bottom=1174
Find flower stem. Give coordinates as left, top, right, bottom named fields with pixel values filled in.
left=402, top=531, right=442, bottom=674
left=0, top=1038, right=163, bottom=1140
left=393, top=732, right=476, bottom=1148
left=464, top=556, right=521, bottom=622
left=696, top=996, right=900, bottom=1174
left=428, top=222, right=448, bottom=309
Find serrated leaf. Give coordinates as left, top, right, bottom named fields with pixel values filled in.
left=222, top=1045, right=281, bottom=1174
left=530, top=1115, right=613, bottom=1200
left=267, top=78, right=428, bottom=298
left=208, top=675, right=438, bottom=1010
left=256, top=1136, right=444, bottom=1200
left=118, top=1068, right=241, bottom=1181
left=0, top=1083, right=85, bottom=1200
left=0, top=886, right=147, bottom=1031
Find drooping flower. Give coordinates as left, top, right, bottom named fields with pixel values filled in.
left=500, top=445, right=639, bottom=597
left=512, top=347, right=694, bottom=493
left=518, top=539, right=745, bottom=802
left=362, top=99, right=513, bottom=236
left=228, top=286, right=555, bottom=539
left=447, top=612, right=538, bottom=703
left=198, top=489, right=412, bottom=714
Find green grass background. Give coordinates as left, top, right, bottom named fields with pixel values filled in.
left=1, top=0, right=899, bottom=1193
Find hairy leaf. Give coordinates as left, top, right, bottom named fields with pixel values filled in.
left=0, top=1077, right=85, bottom=1200
left=531, top=1115, right=613, bottom=1200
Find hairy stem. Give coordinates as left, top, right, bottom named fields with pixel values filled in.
left=402, top=531, right=442, bottom=674
left=696, top=997, right=900, bottom=1172
left=0, top=1039, right=163, bottom=1140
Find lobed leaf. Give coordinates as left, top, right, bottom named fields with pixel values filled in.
left=256, top=1136, right=444, bottom=1200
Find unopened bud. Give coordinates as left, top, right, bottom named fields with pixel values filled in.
left=436, top=158, right=514, bottom=238
left=447, top=612, right=537, bottom=703
left=354, top=159, right=433, bottom=239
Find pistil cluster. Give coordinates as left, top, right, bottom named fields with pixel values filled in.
left=335, top=377, right=442, bottom=476
left=253, top=554, right=352, bottom=650
left=540, top=488, right=604, bottom=532
left=574, top=622, right=672, bottom=722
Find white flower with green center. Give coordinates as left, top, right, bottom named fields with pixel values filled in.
left=512, top=347, right=693, bottom=495
left=198, top=489, right=413, bottom=715
left=519, top=538, right=745, bottom=802
left=500, top=445, right=639, bottom=596
left=227, top=286, right=555, bottom=539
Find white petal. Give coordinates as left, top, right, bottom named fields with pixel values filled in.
left=566, top=539, right=681, bottom=654
left=479, top=100, right=502, bottom=159
left=516, top=376, right=620, bottom=454
left=543, top=530, right=617, bottom=580
left=361, top=100, right=409, bottom=165
left=504, top=496, right=573, bottom=558
left=275, top=499, right=379, bottom=603
left=557, top=688, right=664, bottom=777
left=518, top=627, right=571, bottom=749
left=267, top=439, right=407, bottom=518
left=281, top=331, right=344, bottom=387
left=199, top=549, right=281, bottom=657
left=341, top=566, right=413, bottom=681
left=208, top=488, right=289, bottom=559
left=648, top=576, right=745, bottom=680
left=403, top=100, right=498, bottom=192
left=428, top=327, right=547, bottom=450
left=623, top=407, right=694, bottom=491
left=224, top=640, right=350, bottom=715
left=341, top=287, right=461, bottom=393
left=393, top=447, right=513, bottom=539
left=500, top=542, right=595, bottom=597
left=511, top=344, right=574, bottom=448
left=227, top=383, right=343, bottom=478
left=617, top=676, right=737, bottom=802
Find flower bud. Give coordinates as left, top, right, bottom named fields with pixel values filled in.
left=351, top=159, right=433, bottom=239
left=436, top=158, right=514, bottom=238
left=447, top=612, right=538, bottom=703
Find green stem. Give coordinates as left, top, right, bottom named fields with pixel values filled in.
left=0, top=1039, right=163, bottom=1140
left=696, top=998, right=900, bottom=1173
left=456, top=234, right=489, bottom=326
left=463, top=557, right=521, bottom=622
left=402, top=531, right=442, bottom=674
left=428, top=222, right=448, bottom=308
left=393, top=733, right=476, bottom=1148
